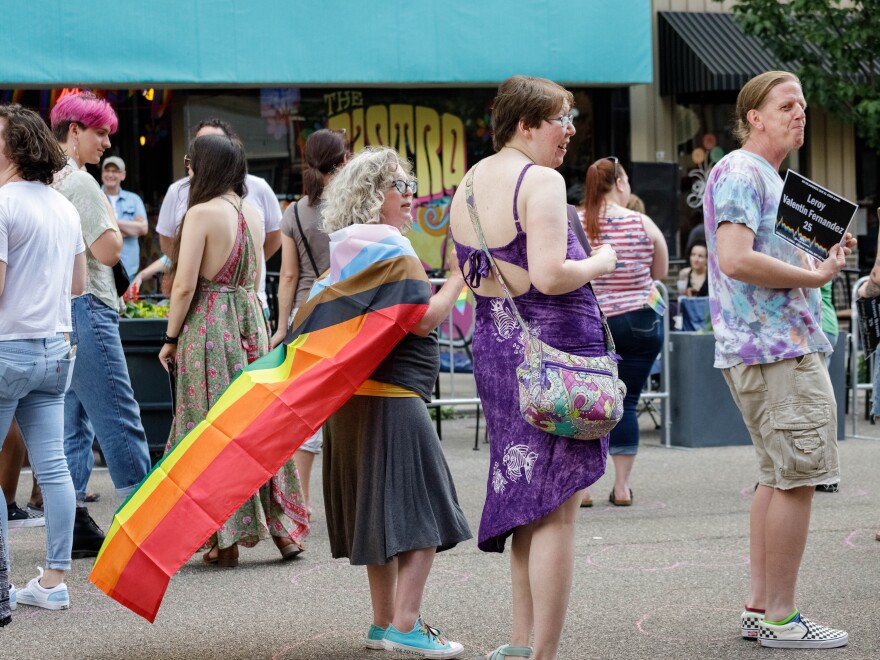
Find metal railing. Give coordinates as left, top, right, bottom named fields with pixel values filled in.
left=428, top=277, right=480, bottom=407
left=427, top=277, right=483, bottom=448
left=849, top=276, right=875, bottom=439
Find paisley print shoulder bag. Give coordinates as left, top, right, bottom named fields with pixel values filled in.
left=464, top=166, right=625, bottom=440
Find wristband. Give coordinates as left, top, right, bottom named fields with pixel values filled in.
left=162, top=333, right=179, bottom=345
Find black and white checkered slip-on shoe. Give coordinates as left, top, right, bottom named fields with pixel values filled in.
left=7, top=502, right=44, bottom=529
left=759, top=612, right=848, bottom=649
left=741, top=607, right=764, bottom=639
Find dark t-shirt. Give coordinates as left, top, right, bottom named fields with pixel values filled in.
left=370, top=330, right=439, bottom=402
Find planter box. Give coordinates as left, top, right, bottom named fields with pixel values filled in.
left=668, top=332, right=845, bottom=448
left=119, top=318, right=171, bottom=464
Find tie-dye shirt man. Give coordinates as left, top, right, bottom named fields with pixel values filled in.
left=704, top=149, right=830, bottom=368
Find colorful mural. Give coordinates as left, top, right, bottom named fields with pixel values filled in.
left=325, top=97, right=476, bottom=345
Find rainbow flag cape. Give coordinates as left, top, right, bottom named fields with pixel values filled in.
left=90, top=224, right=431, bottom=622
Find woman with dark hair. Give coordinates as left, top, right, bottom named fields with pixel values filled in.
left=271, top=129, right=348, bottom=512
left=677, top=240, right=709, bottom=298
left=160, top=134, right=308, bottom=567
left=449, top=75, right=617, bottom=659
left=0, top=103, right=86, bottom=611
left=582, top=157, right=668, bottom=508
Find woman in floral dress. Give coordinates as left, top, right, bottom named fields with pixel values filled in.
left=159, top=134, right=309, bottom=567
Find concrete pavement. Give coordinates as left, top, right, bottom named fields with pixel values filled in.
left=2, top=414, right=879, bottom=659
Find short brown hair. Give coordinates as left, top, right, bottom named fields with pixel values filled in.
left=733, top=71, right=801, bottom=145
left=491, top=76, right=575, bottom=151
left=0, top=104, right=67, bottom=184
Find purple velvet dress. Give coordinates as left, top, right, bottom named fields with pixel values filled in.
left=452, top=164, right=609, bottom=552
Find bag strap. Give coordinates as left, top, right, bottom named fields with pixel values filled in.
left=463, top=165, right=616, bottom=353
left=464, top=166, right=530, bottom=339
left=294, top=200, right=320, bottom=278
left=567, top=204, right=591, bottom=254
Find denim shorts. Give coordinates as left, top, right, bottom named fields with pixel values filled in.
left=723, top=352, right=839, bottom=490
left=300, top=428, right=323, bottom=454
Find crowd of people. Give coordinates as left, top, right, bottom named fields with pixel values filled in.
left=0, top=70, right=868, bottom=655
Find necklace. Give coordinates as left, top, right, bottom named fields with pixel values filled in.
left=503, top=146, right=534, bottom=163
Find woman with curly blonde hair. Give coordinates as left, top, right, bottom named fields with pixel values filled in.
left=321, top=146, right=471, bottom=658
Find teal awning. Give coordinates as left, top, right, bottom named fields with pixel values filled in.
left=6, top=1, right=652, bottom=87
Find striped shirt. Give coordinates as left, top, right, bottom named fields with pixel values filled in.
left=589, top=209, right=656, bottom=316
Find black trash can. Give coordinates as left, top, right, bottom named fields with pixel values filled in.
left=119, top=318, right=172, bottom=465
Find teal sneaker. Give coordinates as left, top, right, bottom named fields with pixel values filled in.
left=366, top=624, right=387, bottom=650
left=382, top=616, right=464, bottom=658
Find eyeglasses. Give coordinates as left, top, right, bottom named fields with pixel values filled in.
left=603, top=156, right=619, bottom=181
left=390, top=179, right=418, bottom=195
left=546, top=114, right=575, bottom=128
left=183, top=154, right=191, bottom=169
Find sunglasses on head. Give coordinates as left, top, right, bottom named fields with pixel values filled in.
left=602, top=156, right=619, bottom=181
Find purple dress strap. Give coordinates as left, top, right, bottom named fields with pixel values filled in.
left=512, top=163, right=533, bottom=230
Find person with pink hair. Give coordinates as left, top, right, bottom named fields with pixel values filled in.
left=49, top=91, right=151, bottom=559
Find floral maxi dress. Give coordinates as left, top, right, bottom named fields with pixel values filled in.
left=166, top=202, right=309, bottom=551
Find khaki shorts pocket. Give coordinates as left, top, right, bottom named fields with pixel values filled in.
left=729, top=362, right=768, bottom=394
left=770, top=401, right=830, bottom=478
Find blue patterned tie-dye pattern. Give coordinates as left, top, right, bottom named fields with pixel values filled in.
left=704, top=150, right=830, bottom=368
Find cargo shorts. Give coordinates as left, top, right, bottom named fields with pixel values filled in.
left=722, top=352, right=839, bottom=490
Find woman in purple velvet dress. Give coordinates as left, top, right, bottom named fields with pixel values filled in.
left=449, top=76, right=617, bottom=660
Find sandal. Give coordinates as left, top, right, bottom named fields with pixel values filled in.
left=273, top=535, right=305, bottom=561
left=485, top=645, right=532, bottom=659
left=202, top=543, right=239, bottom=567
left=609, top=488, right=633, bottom=507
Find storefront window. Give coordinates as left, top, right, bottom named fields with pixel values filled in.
left=184, top=86, right=612, bottom=271
left=674, top=101, right=801, bottom=256
left=674, top=103, right=737, bottom=254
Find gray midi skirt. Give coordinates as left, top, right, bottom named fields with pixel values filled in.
left=323, top=395, right=472, bottom=565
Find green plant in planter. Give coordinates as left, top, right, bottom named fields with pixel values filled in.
left=428, top=405, right=456, bottom=421
left=122, top=300, right=170, bottom=319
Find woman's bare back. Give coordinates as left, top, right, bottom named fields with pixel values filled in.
left=196, top=196, right=263, bottom=284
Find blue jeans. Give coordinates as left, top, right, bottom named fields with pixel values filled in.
left=0, top=336, right=76, bottom=571
left=607, top=307, right=664, bottom=455
left=65, top=295, right=150, bottom=502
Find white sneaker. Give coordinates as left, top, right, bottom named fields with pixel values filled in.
left=741, top=608, right=763, bottom=639
left=8, top=584, right=15, bottom=611
left=15, top=568, right=69, bottom=611
left=759, top=612, right=848, bottom=649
